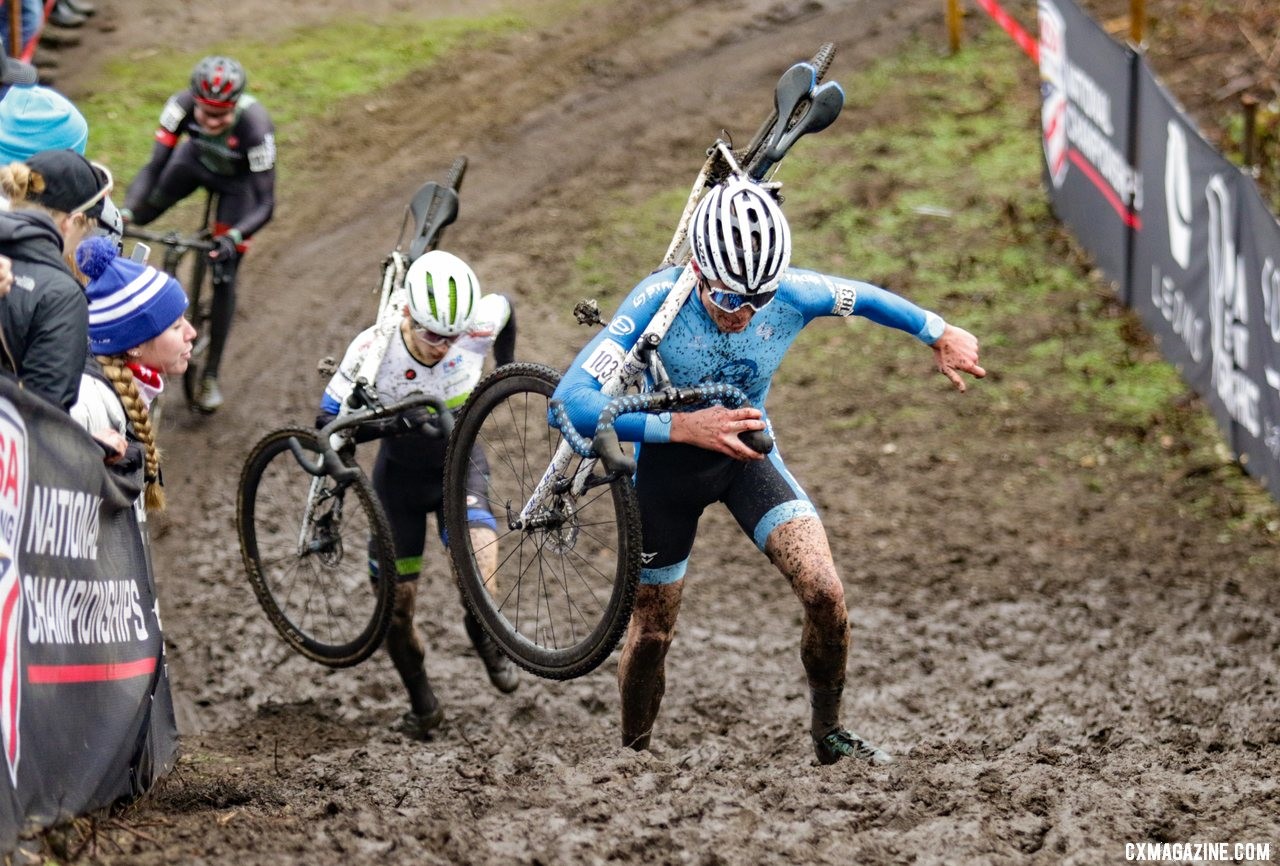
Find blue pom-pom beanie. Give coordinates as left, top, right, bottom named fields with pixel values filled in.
left=77, top=236, right=189, bottom=356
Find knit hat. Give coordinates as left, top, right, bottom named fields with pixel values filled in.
left=76, top=235, right=189, bottom=356
left=1, top=56, right=37, bottom=87
left=0, top=86, right=89, bottom=163
left=22, top=148, right=106, bottom=217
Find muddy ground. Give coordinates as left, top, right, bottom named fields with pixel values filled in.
left=32, top=0, right=1280, bottom=863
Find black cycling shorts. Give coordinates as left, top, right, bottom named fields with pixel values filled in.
left=370, top=430, right=494, bottom=581
left=633, top=442, right=817, bottom=585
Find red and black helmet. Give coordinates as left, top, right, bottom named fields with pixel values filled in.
left=190, top=56, right=246, bottom=109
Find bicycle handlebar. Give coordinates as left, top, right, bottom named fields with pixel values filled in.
left=288, top=393, right=454, bottom=483
left=122, top=224, right=217, bottom=253
left=551, top=383, right=774, bottom=477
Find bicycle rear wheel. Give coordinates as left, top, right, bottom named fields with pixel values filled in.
left=237, top=427, right=397, bottom=667
left=443, top=363, right=642, bottom=680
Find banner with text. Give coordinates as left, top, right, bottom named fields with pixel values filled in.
left=1037, top=0, right=1280, bottom=500
left=0, top=378, right=176, bottom=853
left=1037, top=0, right=1140, bottom=292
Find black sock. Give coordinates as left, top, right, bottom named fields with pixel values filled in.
left=809, top=683, right=842, bottom=738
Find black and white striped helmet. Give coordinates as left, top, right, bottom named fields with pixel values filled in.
left=689, top=178, right=791, bottom=295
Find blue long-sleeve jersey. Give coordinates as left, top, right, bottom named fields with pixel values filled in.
left=553, top=265, right=947, bottom=442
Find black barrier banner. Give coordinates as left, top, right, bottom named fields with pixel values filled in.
left=1128, top=64, right=1238, bottom=439
left=1037, top=0, right=1141, bottom=292
left=1105, top=29, right=1280, bottom=499
left=0, top=378, right=176, bottom=852
left=1233, top=180, right=1280, bottom=498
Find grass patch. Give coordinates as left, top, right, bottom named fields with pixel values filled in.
left=567, top=31, right=1280, bottom=528
left=78, top=11, right=533, bottom=187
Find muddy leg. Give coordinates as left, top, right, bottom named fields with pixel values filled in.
left=617, top=581, right=684, bottom=751
left=459, top=526, right=519, bottom=693
left=384, top=581, right=441, bottom=726
left=765, top=517, right=849, bottom=736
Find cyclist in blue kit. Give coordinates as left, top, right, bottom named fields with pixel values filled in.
left=553, top=177, right=985, bottom=765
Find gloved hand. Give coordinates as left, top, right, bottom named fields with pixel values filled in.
left=210, top=234, right=240, bottom=263
left=400, top=405, right=450, bottom=438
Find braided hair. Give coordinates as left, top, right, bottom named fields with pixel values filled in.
left=96, top=354, right=165, bottom=512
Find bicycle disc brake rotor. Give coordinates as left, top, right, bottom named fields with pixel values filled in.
left=310, top=490, right=346, bottom=566
left=536, top=496, right=580, bottom=554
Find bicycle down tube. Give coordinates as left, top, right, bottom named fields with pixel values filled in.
left=516, top=262, right=699, bottom=526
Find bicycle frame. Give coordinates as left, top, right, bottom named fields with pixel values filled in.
left=515, top=142, right=747, bottom=527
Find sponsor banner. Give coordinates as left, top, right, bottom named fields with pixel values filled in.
left=1130, top=59, right=1280, bottom=497
left=0, top=378, right=176, bottom=853
left=1129, top=62, right=1234, bottom=435
left=1038, top=0, right=1141, bottom=291
left=1235, top=182, right=1280, bottom=498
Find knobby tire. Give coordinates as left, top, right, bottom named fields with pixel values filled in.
left=237, top=427, right=397, bottom=667
left=443, top=363, right=642, bottom=680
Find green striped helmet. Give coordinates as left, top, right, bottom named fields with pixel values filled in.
left=405, top=249, right=481, bottom=337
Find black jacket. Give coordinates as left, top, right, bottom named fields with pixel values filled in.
left=0, top=210, right=88, bottom=411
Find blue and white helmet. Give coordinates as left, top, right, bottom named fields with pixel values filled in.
left=689, top=177, right=791, bottom=295
left=404, top=249, right=481, bottom=337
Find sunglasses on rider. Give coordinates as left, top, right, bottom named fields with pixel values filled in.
left=704, top=286, right=776, bottom=314
left=411, top=324, right=459, bottom=347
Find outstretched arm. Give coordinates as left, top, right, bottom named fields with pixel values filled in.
left=930, top=324, right=985, bottom=392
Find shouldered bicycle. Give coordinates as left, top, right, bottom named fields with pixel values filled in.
left=234, top=156, right=469, bottom=668
left=440, top=46, right=845, bottom=680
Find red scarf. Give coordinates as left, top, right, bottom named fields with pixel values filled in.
left=126, top=362, right=162, bottom=390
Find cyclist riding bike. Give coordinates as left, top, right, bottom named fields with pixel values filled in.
left=553, top=177, right=985, bottom=766
left=317, top=249, right=520, bottom=738
left=121, top=55, right=276, bottom=413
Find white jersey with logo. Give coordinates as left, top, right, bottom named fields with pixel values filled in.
left=321, top=293, right=510, bottom=414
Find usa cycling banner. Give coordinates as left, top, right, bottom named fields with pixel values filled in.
left=1037, top=0, right=1140, bottom=295
left=0, top=378, right=177, bottom=852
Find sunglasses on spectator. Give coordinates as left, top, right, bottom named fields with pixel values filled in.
left=411, top=324, right=459, bottom=347
left=703, top=285, right=776, bottom=314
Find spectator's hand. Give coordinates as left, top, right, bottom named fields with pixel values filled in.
left=210, top=234, right=239, bottom=263
left=670, top=405, right=766, bottom=461
left=931, top=324, right=986, bottom=392
left=118, top=207, right=133, bottom=224
left=93, top=429, right=128, bottom=463
left=0, top=255, right=12, bottom=299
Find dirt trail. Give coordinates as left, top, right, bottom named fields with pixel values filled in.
left=41, top=1, right=1280, bottom=863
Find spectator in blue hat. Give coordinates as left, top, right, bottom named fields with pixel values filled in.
left=0, top=56, right=89, bottom=168
left=71, top=235, right=195, bottom=511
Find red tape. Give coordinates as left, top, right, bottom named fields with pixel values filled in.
left=975, top=0, right=1040, bottom=61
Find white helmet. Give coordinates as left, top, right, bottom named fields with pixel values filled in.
left=404, top=249, right=481, bottom=336
left=689, top=177, right=791, bottom=295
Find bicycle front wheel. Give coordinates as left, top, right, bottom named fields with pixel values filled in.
left=443, top=363, right=641, bottom=680
left=237, top=427, right=397, bottom=667
left=182, top=251, right=214, bottom=408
